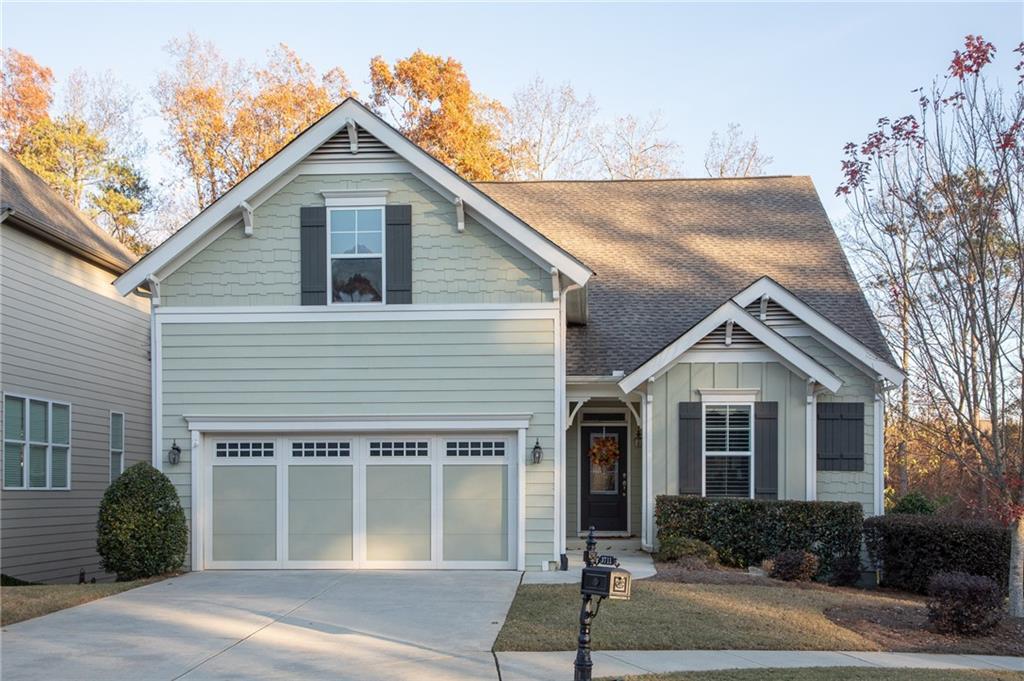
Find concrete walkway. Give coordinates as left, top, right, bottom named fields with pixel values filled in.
left=523, top=542, right=656, bottom=585
left=1, top=570, right=520, bottom=681
left=496, top=650, right=1024, bottom=680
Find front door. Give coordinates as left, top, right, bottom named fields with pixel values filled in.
left=580, top=425, right=628, bottom=532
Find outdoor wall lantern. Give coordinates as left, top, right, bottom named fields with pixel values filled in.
left=167, top=440, right=182, bottom=465
left=531, top=439, right=544, bottom=464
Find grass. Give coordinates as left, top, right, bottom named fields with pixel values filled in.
left=599, top=670, right=1024, bottom=681
left=1, top=577, right=163, bottom=626
left=494, top=582, right=917, bottom=652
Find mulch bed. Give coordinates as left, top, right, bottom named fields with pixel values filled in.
left=654, top=560, right=1024, bottom=657
left=825, top=602, right=1024, bottom=656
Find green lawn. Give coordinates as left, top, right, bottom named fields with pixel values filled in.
left=1, top=578, right=162, bottom=626
left=600, top=670, right=1024, bottom=681
left=495, top=582, right=913, bottom=651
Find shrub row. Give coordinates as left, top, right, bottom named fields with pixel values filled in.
left=655, top=496, right=863, bottom=580
left=926, top=572, right=1004, bottom=635
left=863, top=514, right=1010, bottom=594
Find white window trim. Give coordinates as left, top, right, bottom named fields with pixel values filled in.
left=326, top=205, right=386, bottom=306
left=110, top=411, right=125, bottom=482
left=701, top=402, right=754, bottom=499
left=2, top=393, right=72, bottom=491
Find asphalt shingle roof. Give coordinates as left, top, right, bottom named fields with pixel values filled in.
left=1, top=150, right=135, bottom=273
left=476, top=176, right=893, bottom=377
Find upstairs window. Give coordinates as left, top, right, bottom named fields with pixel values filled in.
left=329, top=207, right=384, bottom=303
left=3, top=395, right=71, bottom=490
left=703, top=403, right=753, bottom=498
left=110, top=412, right=125, bottom=481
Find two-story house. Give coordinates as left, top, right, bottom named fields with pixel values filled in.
left=112, top=99, right=902, bottom=572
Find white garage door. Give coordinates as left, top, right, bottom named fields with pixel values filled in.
left=203, top=434, right=516, bottom=569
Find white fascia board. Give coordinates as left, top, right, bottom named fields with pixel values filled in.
left=184, top=413, right=533, bottom=433
left=617, top=301, right=843, bottom=394
left=115, top=99, right=592, bottom=296
left=733, top=277, right=905, bottom=387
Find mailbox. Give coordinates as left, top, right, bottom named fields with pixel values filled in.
left=580, top=565, right=632, bottom=601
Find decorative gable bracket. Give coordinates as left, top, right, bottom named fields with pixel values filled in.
left=239, top=201, right=254, bottom=237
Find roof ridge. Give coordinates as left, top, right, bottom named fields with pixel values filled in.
left=474, top=175, right=805, bottom=185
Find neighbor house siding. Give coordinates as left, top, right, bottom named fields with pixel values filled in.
left=159, top=173, right=551, bottom=307
left=0, top=224, right=151, bottom=583
left=790, top=336, right=877, bottom=514
left=158, top=315, right=557, bottom=569
left=647, top=361, right=807, bottom=501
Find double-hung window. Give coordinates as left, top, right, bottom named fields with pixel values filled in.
left=3, top=395, right=70, bottom=490
left=329, top=207, right=384, bottom=303
left=703, top=403, right=753, bottom=498
left=110, top=412, right=125, bottom=481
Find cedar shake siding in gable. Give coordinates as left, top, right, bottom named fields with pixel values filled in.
left=1, top=225, right=151, bottom=583
left=159, top=174, right=551, bottom=307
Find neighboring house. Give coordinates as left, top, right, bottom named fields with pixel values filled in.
left=1, top=151, right=151, bottom=583
left=113, top=99, right=902, bottom=573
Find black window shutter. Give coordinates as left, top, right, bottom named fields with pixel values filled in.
left=385, top=205, right=412, bottom=304
left=299, top=207, right=327, bottom=305
left=754, top=402, right=778, bottom=499
left=817, top=402, right=865, bottom=472
left=678, top=402, right=702, bottom=495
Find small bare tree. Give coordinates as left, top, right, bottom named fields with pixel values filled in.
left=704, top=122, right=773, bottom=177
left=591, top=111, right=681, bottom=180
left=839, top=36, right=1024, bottom=616
left=501, top=76, right=597, bottom=180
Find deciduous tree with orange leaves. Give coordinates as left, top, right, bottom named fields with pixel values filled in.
left=369, top=50, right=508, bottom=181
left=0, top=49, right=53, bottom=154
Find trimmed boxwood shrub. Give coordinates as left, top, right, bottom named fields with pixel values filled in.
left=926, top=572, right=1003, bottom=635
left=655, top=535, right=719, bottom=565
left=655, top=496, right=863, bottom=579
left=890, top=491, right=938, bottom=515
left=97, top=463, right=188, bottom=580
left=863, top=514, right=1010, bottom=594
left=770, top=549, right=819, bottom=582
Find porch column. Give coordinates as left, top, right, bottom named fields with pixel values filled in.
left=642, top=390, right=654, bottom=550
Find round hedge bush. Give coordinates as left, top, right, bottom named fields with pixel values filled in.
left=655, top=535, right=719, bottom=566
left=97, top=462, right=187, bottom=580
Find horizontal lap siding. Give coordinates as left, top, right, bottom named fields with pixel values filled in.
left=790, top=336, right=877, bottom=514
left=159, top=173, right=550, bottom=307
left=160, top=316, right=557, bottom=569
left=1, top=226, right=151, bottom=583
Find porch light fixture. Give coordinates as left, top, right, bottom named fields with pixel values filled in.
left=168, top=440, right=182, bottom=466
left=531, top=439, right=544, bottom=465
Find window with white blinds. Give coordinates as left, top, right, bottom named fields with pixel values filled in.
left=703, top=403, right=752, bottom=498
left=3, top=395, right=71, bottom=490
left=110, top=412, right=125, bottom=482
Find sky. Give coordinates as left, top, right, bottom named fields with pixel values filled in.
left=3, top=1, right=1023, bottom=225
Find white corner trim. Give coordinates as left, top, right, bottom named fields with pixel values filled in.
left=517, top=427, right=527, bottom=571
left=618, top=301, right=843, bottom=394
left=733, top=277, right=905, bottom=387
left=642, top=392, right=654, bottom=551
left=805, top=380, right=817, bottom=501
left=873, top=387, right=885, bottom=516
left=114, top=99, right=592, bottom=296
left=322, top=189, right=390, bottom=206
left=189, top=428, right=202, bottom=570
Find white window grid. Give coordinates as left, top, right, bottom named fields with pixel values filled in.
left=445, top=440, right=506, bottom=457
left=291, top=441, right=351, bottom=458
left=2, top=393, right=71, bottom=491
left=327, top=206, right=386, bottom=305
left=368, top=441, right=429, bottom=457
left=215, top=441, right=275, bottom=458
left=110, top=411, right=125, bottom=482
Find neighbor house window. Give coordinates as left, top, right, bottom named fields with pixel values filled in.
left=110, top=412, right=125, bottom=481
left=3, top=395, right=70, bottom=490
left=329, top=207, right=384, bottom=303
left=703, top=403, right=753, bottom=498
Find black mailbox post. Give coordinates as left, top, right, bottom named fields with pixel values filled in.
left=574, top=527, right=631, bottom=681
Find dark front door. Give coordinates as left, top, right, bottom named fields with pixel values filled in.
left=581, top=425, right=628, bottom=532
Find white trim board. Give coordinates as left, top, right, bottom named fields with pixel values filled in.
left=618, top=301, right=843, bottom=394
left=184, top=414, right=533, bottom=433
left=115, top=98, right=592, bottom=296
left=732, top=277, right=904, bottom=387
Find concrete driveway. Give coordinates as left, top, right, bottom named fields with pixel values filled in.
left=1, top=570, right=521, bottom=681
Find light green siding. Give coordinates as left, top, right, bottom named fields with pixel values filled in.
left=160, top=316, right=556, bottom=569
left=647, top=362, right=806, bottom=500
left=791, top=336, right=877, bottom=514
left=160, top=173, right=551, bottom=306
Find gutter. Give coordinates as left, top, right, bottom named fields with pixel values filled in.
left=2, top=208, right=133, bottom=276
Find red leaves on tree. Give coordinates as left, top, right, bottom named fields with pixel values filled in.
left=949, top=35, right=996, bottom=80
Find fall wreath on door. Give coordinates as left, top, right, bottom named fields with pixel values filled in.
left=589, top=436, right=620, bottom=468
